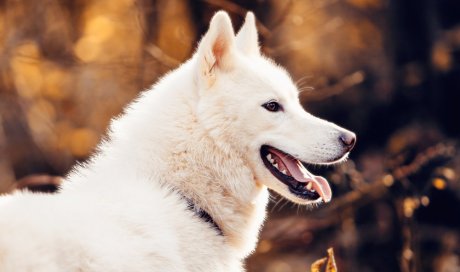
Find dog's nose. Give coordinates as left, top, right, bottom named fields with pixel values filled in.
left=339, top=132, right=356, bottom=152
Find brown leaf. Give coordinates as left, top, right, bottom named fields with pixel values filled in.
left=326, top=248, right=338, bottom=272
left=311, top=257, right=327, bottom=272
left=310, top=248, right=338, bottom=272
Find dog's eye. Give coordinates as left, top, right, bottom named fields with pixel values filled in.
left=262, top=101, right=282, bottom=112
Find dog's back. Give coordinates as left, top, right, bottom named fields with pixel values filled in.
left=0, top=181, right=243, bottom=271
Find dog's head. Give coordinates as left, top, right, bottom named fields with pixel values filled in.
left=194, top=12, right=356, bottom=205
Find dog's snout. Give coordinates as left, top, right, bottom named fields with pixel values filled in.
left=339, top=132, right=356, bottom=152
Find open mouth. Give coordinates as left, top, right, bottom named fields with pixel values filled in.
left=260, top=145, right=332, bottom=203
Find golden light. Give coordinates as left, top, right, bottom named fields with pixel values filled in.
left=74, top=15, right=115, bottom=62
left=42, top=64, right=71, bottom=100
left=69, top=128, right=98, bottom=158
left=403, top=198, right=419, bottom=218
left=432, top=42, right=452, bottom=72
left=257, top=239, right=272, bottom=253
left=441, top=168, right=456, bottom=180
left=403, top=248, right=413, bottom=260
left=11, top=42, right=43, bottom=98
left=421, top=196, right=430, bottom=207
left=382, top=174, right=394, bottom=187
left=74, top=36, right=102, bottom=62
left=432, top=178, right=447, bottom=190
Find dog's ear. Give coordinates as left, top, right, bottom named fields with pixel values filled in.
left=196, top=11, right=235, bottom=88
left=236, top=12, right=259, bottom=56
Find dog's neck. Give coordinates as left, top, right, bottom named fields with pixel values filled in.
left=185, top=197, right=223, bottom=236
left=159, top=116, right=269, bottom=256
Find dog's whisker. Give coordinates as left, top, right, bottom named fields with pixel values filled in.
left=271, top=196, right=284, bottom=212
left=278, top=199, right=290, bottom=212
left=294, top=75, right=313, bottom=87
left=298, top=86, right=315, bottom=94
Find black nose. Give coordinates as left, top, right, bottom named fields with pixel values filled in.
left=339, top=132, right=356, bottom=152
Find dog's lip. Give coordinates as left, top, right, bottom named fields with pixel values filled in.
left=260, top=145, right=332, bottom=203
left=325, top=153, right=350, bottom=164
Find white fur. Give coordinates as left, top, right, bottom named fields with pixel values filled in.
left=0, top=11, right=354, bottom=271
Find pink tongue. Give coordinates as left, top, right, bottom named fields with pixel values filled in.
left=270, top=149, right=332, bottom=203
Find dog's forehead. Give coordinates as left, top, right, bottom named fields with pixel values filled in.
left=253, top=58, right=298, bottom=99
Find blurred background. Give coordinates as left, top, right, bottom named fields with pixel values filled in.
left=0, top=0, right=459, bottom=271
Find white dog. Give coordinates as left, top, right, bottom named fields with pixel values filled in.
left=0, top=11, right=355, bottom=271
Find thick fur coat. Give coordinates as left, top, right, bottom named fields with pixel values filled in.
left=0, top=11, right=355, bottom=271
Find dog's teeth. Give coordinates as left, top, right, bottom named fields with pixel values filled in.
left=267, top=154, right=272, bottom=161
left=273, top=163, right=278, bottom=169
left=269, top=159, right=275, bottom=164
left=281, top=170, right=287, bottom=175
left=306, top=182, right=312, bottom=190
